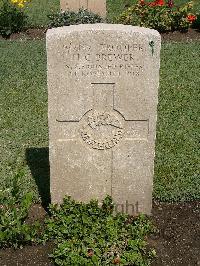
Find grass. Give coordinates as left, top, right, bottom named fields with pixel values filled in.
left=25, top=0, right=59, bottom=27
left=22, top=0, right=200, bottom=27
left=0, top=40, right=48, bottom=203
left=154, top=42, right=200, bottom=201
left=0, top=40, right=199, bottom=203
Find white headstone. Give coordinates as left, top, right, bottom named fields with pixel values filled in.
left=60, top=0, right=106, bottom=17
left=47, top=24, right=161, bottom=215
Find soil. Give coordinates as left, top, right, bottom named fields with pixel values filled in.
left=150, top=201, right=200, bottom=266
left=161, top=28, right=200, bottom=42
left=0, top=28, right=47, bottom=41
left=0, top=201, right=199, bottom=266
left=0, top=28, right=200, bottom=42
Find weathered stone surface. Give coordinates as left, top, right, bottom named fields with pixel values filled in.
left=47, top=24, right=161, bottom=215
left=60, top=0, right=106, bottom=17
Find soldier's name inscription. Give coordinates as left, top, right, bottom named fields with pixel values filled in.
left=64, top=42, right=145, bottom=78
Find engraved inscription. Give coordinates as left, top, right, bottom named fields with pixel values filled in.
left=66, top=64, right=143, bottom=78
left=80, top=111, right=124, bottom=150
left=63, top=42, right=144, bottom=78
left=63, top=43, right=143, bottom=53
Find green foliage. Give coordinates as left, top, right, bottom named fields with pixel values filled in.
left=0, top=172, right=40, bottom=248
left=42, top=196, right=155, bottom=265
left=116, top=1, right=196, bottom=32
left=192, top=13, right=200, bottom=29
left=48, top=9, right=103, bottom=28
left=0, top=0, right=27, bottom=37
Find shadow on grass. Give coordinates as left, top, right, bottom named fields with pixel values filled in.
left=26, top=147, right=50, bottom=209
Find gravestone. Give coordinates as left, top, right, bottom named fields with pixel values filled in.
left=60, top=0, right=106, bottom=17
left=47, top=24, right=161, bottom=215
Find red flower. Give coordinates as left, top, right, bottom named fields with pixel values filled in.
left=149, top=0, right=165, bottom=7
left=139, top=0, right=145, bottom=5
left=187, top=14, right=197, bottom=23
left=149, top=2, right=155, bottom=7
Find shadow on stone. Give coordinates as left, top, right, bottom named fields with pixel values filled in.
left=26, top=147, right=50, bottom=209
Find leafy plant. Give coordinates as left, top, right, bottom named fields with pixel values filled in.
left=192, top=13, right=200, bottom=30
left=0, top=0, right=28, bottom=37
left=47, top=8, right=103, bottom=28
left=116, top=0, right=197, bottom=33
left=0, top=172, right=40, bottom=248
left=42, top=196, right=156, bottom=265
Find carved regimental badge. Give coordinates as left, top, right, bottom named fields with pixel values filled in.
left=80, top=110, right=124, bottom=150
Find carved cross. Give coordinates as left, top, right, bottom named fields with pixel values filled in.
left=57, top=83, right=149, bottom=150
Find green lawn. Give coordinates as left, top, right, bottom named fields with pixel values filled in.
left=25, top=0, right=59, bottom=27
left=0, top=40, right=48, bottom=202
left=25, top=0, right=200, bottom=27
left=155, top=42, right=200, bottom=201
left=0, top=40, right=199, bottom=204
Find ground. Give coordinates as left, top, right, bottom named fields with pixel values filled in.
left=1, top=27, right=200, bottom=42
left=0, top=201, right=199, bottom=266
left=151, top=201, right=200, bottom=266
